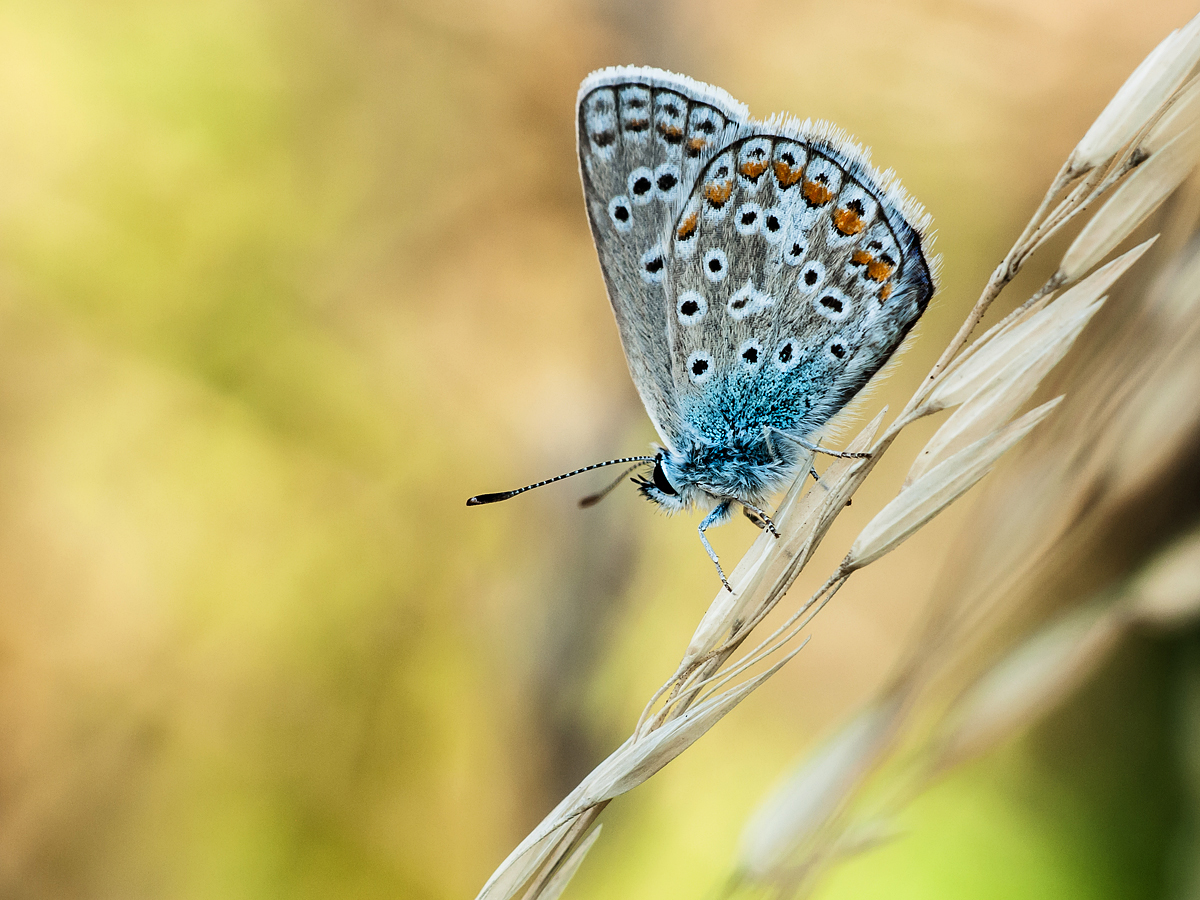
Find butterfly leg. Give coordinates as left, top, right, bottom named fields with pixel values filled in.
left=765, top=426, right=821, bottom=483
left=741, top=500, right=780, bottom=538
left=699, top=500, right=734, bottom=592
left=794, top=435, right=871, bottom=461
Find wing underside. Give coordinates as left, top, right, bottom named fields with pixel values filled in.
left=577, top=68, right=936, bottom=453
left=663, top=125, right=934, bottom=447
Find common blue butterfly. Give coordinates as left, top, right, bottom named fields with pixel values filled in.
left=469, top=67, right=936, bottom=591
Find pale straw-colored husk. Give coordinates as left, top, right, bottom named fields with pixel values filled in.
left=1068, top=11, right=1200, bottom=172
left=537, top=827, right=604, bottom=900
left=847, top=399, right=1060, bottom=570
left=1060, top=125, right=1200, bottom=280
left=1142, top=73, right=1200, bottom=153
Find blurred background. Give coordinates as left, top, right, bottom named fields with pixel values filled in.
left=0, top=0, right=1197, bottom=897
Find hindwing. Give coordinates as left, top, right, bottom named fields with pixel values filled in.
left=664, top=125, right=935, bottom=446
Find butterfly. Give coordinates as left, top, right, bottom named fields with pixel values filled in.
left=468, top=67, right=936, bottom=591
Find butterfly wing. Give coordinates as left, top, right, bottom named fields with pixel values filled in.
left=577, top=67, right=748, bottom=446
left=664, top=122, right=935, bottom=448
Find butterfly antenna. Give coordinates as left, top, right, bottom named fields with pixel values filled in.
left=577, top=461, right=652, bottom=508
left=466, top=455, right=657, bottom=506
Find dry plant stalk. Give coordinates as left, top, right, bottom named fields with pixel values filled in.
left=474, top=13, right=1200, bottom=899
left=731, top=232, right=1200, bottom=895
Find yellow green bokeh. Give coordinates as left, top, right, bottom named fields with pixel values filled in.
left=0, top=1, right=1193, bottom=897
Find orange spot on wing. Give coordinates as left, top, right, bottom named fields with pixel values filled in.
left=833, top=207, right=865, bottom=235
left=773, top=161, right=804, bottom=187
left=851, top=249, right=872, bottom=266
left=739, top=159, right=769, bottom=179
left=802, top=179, right=834, bottom=206
left=658, top=123, right=684, bottom=143
left=677, top=211, right=699, bottom=240
left=879, top=283, right=894, bottom=300
left=867, top=259, right=895, bottom=281
left=702, top=180, right=733, bottom=207
left=687, top=137, right=707, bottom=153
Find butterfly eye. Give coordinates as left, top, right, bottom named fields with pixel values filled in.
left=801, top=158, right=842, bottom=207
left=687, top=109, right=723, bottom=158
left=652, top=458, right=678, bottom=496
left=735, top=139, right=772, bottom=192
left=674, top=205, right=701, bottom=256
left=654, top=92, right=687, bottom=147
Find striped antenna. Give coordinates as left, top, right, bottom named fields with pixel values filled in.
left=466, top=456, right=656, bottom=506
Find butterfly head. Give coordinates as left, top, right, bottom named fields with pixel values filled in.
left=632, top=431, right=803, bottom=515
left=632, top=450, right=693, bottom=513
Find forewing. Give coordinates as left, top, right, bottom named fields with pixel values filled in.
left=665, top=125, right=935, bottom=445
left=577, top=67, right=748, bottom=445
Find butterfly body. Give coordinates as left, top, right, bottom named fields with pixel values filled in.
left=577, top=68, right=935, bottom=562
left=467, top=68, right=936, bottom=590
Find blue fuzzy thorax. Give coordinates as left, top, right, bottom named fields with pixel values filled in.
left=657, top=370, right=820, bottom=504
left=661, top=432, right=798, bottom=504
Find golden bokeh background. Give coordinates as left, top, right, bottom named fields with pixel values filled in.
left=0, top=0, right=1196, bottom=897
